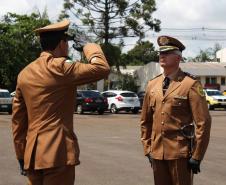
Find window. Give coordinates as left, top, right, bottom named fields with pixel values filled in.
left=102, top=92, right=116, bottom=98
left=0, top=92, right=10, bottom=98
left=221, top=77, right=225, bottom=85
left=206, top=77, right=210, bottom=84
left=206, top=77, right=217, bottom=84
left=120, top=92, right=137, bottom=97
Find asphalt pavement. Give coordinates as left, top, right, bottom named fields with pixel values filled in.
left=0, top=110, right=225, bottom=185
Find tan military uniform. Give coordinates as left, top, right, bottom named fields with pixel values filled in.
left=141, top=68, right=211, bottom=185
left=12, top=44, right=109, bottom=170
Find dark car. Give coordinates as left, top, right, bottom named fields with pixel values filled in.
left=137, top=91, right=145, bottom=108
left=75, top=90, right=108, bottom=114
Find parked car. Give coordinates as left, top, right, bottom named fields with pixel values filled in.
left=137, top=91, right=145, bottom=108
left=223, top=90, right=226, bottom=96
left=10, top=91, right=16, bottom=97
left=204, top=89, right=226, bottom=110
left=75, top=90, right=108, bottom=114
left=102, top=90, right=140, bottom=114
left=0, top=89, right=13, bottom=114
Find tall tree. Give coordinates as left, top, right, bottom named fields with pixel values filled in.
left=121, top=41, right=158, bottom=65
left=194, top=43, right=222, bottom=62
left=59, top=0, right=160, bottom=45
left=0, top=13, right=50, bottom=91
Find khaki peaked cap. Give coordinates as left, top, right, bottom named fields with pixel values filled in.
left=157, top=35, right=185, bottom=53
left=34, top=20, right=70, bottom=34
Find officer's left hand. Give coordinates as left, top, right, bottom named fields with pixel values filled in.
left=18, top=159, right=27, bottom=176
left=146, top=154, right=153, bottom=167
left=188, top=158, right=201, bottom=174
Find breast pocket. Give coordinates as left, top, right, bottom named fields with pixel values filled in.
left=172, top=98, right=188, bottom=108
left=171, top=98, right=189, bottom=116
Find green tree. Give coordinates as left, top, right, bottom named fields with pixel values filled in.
left=60, top=0, right=160, bottom=44
left=121, top=41, right=158, bottom=65
left=194, top=43, right=222, bottom=62
left=101, top=43, right=122, bottom=70
left=116, top=73, right=138, bottom=92
left=0, top=13, right=50, bottom=91
left=59, top=0, right=160, bottom=68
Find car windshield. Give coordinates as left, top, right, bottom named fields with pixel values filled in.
left=0, top=92, right=10, bottom=98
left=81, top=91, right=102, bottom=98
left=120, top=92, right=137, bottom=97
left=206, top=90, right=223, bottom=96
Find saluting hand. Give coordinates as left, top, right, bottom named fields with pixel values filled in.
left=146, top=154, right=153, bottom=167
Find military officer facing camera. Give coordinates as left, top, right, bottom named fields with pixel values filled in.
left=12, top=20, right=110, bottom=185
left=140, top=35, right=211, bottom=185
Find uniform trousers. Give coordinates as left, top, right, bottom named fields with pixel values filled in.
left=152, top=158, right=192, bottom=185
left=26, top=165, right=75, bottom=185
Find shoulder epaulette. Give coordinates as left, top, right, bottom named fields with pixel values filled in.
left=149, top=73, right=162, bottom=81
left=184, top=72, right=196, bottom=80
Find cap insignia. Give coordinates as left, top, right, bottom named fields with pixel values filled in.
left=159, top=37, right=169, bottom=45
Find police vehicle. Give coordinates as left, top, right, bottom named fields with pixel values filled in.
left=204, top=89, right=226, bottom=110
left=0, top=89, right=13, bottom=114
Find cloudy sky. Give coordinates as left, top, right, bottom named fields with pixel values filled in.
left=1, top=0, right=226, bottom=58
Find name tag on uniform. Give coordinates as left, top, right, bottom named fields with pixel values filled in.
left=174, top=95, right=187, bottom=99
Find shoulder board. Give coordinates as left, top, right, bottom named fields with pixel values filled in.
left=65, top=59, right=75, bottom=64
left=184, top=72, right=196, bottom=80
left=149, top=73, right=162, bottom=81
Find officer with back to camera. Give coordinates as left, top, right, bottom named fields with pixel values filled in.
left=12, top=19, right=110, bottom=185
left=140, top=35, right=211, bottom=185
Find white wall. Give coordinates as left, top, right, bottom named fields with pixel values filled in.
left=216, top=48, right=226, bottom=63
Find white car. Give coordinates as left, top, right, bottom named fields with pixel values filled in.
left=204, top=89, right=226, bottom=110
left=0, top=89, right=13, bottom=114
left=102, top=90, right=140, bottom=114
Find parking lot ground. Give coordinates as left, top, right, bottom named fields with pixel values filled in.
left=0, top=110, right=226, bottom=185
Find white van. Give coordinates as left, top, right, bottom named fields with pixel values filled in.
left=0, top=89, right=13, bottom=114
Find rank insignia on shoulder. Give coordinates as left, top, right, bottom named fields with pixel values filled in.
left=65, top=59, right=74, bottom=64
left=197, top=85, right=205, bottom=97
left=150, top=73, right=162, bottom=81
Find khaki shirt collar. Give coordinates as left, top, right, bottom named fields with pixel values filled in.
left=40, top=51, right=53, bottom=57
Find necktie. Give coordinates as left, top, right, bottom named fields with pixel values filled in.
left=163, top=77, right=170, bottom=95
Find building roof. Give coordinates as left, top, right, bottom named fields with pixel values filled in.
left=180, top=62, right=226, bottom=76
left=112, top=66, right=143, bottom=75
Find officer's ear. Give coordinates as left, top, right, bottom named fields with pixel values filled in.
left=177, top=55, right=182, bottom=62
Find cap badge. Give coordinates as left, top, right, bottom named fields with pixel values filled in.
left=159, top=37, right=169, bottom=45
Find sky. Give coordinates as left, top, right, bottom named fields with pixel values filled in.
left=1, top=0, right=226, bottom=58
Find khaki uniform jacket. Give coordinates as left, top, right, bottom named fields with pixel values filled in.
left=141, top=69, right=211, bottom=161
left=12, top=43, right=110, bottom=169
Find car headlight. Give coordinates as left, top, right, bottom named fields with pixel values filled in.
left=212, top=97, right=218, bottom=101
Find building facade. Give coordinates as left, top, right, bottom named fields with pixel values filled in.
left=135, top=62, right=226, bottom=92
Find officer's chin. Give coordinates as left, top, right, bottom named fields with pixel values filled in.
left=159, top=62, right=167, bottom=68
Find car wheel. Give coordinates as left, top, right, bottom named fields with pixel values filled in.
left=77, top=105, right=83, bottom=114
left=132, top=108, right=139, bottom=114
left=208, top=103, right=214, bottom=110
left=97, top=109, right=104, bottom=115
left=110, top=104, right=118, bottom=114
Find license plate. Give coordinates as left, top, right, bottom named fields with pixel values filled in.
left=128, top=99, right=134, bottom=102
left=1, top=105, right=8, bottom=108
left=95, top=99, right=102, bottom=103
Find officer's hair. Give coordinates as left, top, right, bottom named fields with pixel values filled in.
left=39, top=30, right=67, bottom=51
